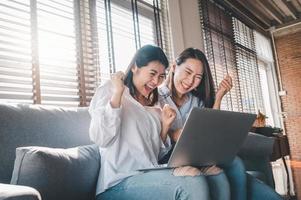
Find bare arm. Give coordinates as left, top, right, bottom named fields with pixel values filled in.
left=168, top=128, right=182, bottom=142
left=160, top=104, right=176, bottom=143
left=213, top=75, right=232, bottom=109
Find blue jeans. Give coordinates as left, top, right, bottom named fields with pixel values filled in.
left=222, top=157, right=247, bottom=200
left=206, top=172, right=230, bottom=200
left=97, top=169, right=214, bottom=200
left=247, top=174, right=283, bottom=200
left=222, top=157, right=283, bottom=200
left=159, top=146, right=230, bottom=200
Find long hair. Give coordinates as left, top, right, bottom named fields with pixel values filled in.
left=124, top=45, right=169, bottom=106
left=174, top=48, right=215, bottom=108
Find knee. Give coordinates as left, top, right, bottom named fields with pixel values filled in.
left=236, top=157, right=245, bottom=168
left=231, top=157, right=246, bottom=172
left=207, top=173, right=231, bottom=200
left=175, top=176, right=210, bottom=200
left=207, top=172, right=230, bottom=188
left=224, top=157, right=246, bottom=183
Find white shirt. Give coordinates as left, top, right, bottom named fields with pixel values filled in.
left=158, top=84, right=204, bottom=131
left=89, top=81, right=171, bottom=195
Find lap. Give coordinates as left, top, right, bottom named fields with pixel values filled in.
left=97, top=169, right=210, bottom=200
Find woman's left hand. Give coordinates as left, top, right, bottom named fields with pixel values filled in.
left=199, top=165, right=222, bottom=175
left=216, top=75, right=232, bottom=100
left=161, top=104, right=176, bottom=129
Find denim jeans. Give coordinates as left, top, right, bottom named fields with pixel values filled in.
left=159, top=146, right=231, bottom=200
left=206, top=172, right=230, bottom=200
left=247, top=174, right=283, bottom=200
left=97, top=169, right=213, bottom=200
left=222, top=156, right=283, bottom=200
left=222, top=157, right=247, bottom=200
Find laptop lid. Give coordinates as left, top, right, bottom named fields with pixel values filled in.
left=167, top=108, right=256, bottom=168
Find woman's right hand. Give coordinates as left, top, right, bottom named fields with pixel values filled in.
left=110, top=71, right=125, bottom=108
left=216, top=75, right=232, bottom=100
left=164, top=64, right=175, bottom=90
left=111, top=71, right=125, bottom=95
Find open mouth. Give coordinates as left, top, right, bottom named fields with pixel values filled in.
left=181, top=82, right=191, bottom=91
left=144, top=84, right=155, bottom=94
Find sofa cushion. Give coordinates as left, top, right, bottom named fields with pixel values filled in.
left=238, top=132, right=275, bottom=157
left=10, top=145, right=100, bottom=200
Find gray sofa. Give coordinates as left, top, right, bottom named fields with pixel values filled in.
left=0, top=103, right=276, bottom=200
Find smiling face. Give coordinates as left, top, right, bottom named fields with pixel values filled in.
left=132, top=61, right=166, bottom=98
left=173, top=58, right=204, bottom=96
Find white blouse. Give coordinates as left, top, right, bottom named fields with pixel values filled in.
left=89, top=81, right=171, bottom=195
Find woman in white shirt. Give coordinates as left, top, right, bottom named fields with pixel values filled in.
left=89, top=45, right=213, bottom=200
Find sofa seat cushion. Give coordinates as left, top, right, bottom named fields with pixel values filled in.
left=10, top=144, right=100, bottom=200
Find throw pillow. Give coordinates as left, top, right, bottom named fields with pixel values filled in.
left=10, top=145, right=100, bottom=200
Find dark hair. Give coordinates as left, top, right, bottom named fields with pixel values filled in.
left=174, top=48, right=215, bottom=108
left=124, top=45, right=169, bottom=106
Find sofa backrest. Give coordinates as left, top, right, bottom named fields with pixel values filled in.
left=0, top=103, right=92, bottom=183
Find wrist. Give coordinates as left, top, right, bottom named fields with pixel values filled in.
left=114, top=88, right=124, bottom=95
left=215, top=92, right=223, bottom=101
left=161, top=123, right=170, bottom=133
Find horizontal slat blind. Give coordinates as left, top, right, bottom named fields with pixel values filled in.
left=199, top=0, right=264, bottom=114
left=37, top=0, right=79, bottom=106
left=159, top=0, right=173, bottom=61
left=96, top=0, right=113, bottom=80
left=199, top=0, right=242, bottom=111
left=111, top=0, right=137, bottom=72
left=0, top=0, right=32, bottom=103
left=95, top=0, right=171, bottom=83
left=0, top=0, right=170, bottom=106
left=233, top=18, right=264, bottom=113
left=76, top=0, right=99, bottom=105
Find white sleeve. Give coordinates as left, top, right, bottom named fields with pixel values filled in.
left=88, top=81, right=122, bottom=148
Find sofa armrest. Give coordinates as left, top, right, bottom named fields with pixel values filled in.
left=238, top=132, right=275, bottom=158
left=0, top=183, right=41, bottom=200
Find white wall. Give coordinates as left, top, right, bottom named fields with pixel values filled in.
left=167, top=0, right=204, bottom=57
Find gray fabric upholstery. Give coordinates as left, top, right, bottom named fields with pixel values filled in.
left=0, top=183, right=41, bottom=200
left=10, top=145, right=100, bottom=200
left=239, top=132, right=275, bottom=157
left=0, top=104, right=92, bottom=183
left=238, top=132, right=276, bottom=188
left=0, top=103, right=276, bottom=199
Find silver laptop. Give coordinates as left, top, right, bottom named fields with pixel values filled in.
left=139, top=108, right=256, bottom=171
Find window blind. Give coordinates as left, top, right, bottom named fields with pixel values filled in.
left=0, top=0, right=171, bottom=106
left=233, top=18, right=264, bottom=113
left=199, top=0, right=264, bottom=113
left=36, top=0, right=79, bottom=106
left=0, top=0, right=32, bottom=103
left=199, top=0, right=242, bottom=112
left=95, top=0, right=172, bottom=82
left=76, top=0, right=100, bottom=105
